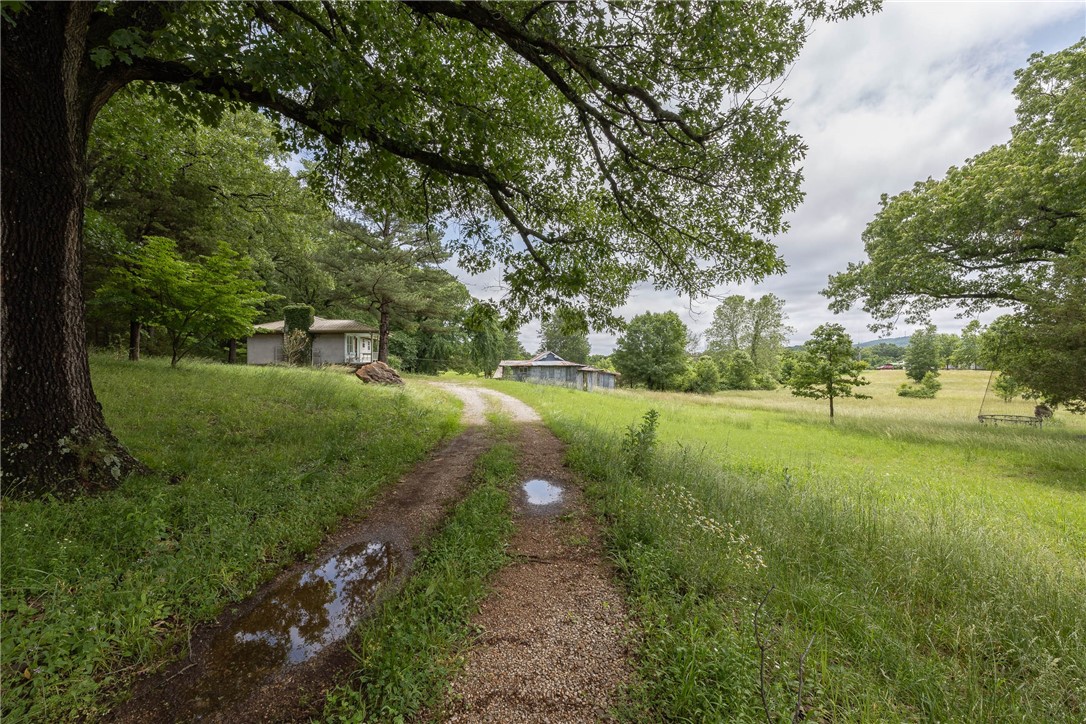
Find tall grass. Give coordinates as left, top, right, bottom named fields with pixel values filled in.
left=483, top=375, right=1086, bottom=721
left=1, top=355, right=460, bottom=722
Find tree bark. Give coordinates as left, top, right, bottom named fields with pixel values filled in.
left=1, top=4, right=141, bottom=497
left=378, top=302, right=390, bottom=363
left=128, top=319, right=141, bottom=361
left=227, top=338, right=237, bottom=364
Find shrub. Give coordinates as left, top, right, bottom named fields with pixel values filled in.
left=684, top=357, right=720, bottom=394
left=897, top=371, right=942, bottom=398
left=754, top=373, right=778, bottom=391
left=282, top=303, right=314, bottom=334
left=719, top=350, right=756, bottom=390
left=281, top=328, right=311, bottom=366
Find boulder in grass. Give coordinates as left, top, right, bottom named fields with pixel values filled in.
left=355, top=361, right=405, bottom=385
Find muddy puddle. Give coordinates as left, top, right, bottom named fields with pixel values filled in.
left=523, top=479, right=563, bottom=506
left=188, top=540, right=401, bottom=714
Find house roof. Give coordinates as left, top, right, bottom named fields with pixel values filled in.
left=252, top=316, right=378, bottom=334
left=497, top=350, right=583, bottom=367
left=579, top=366, right=618, bottom=375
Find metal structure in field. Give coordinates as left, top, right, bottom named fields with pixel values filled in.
left=494, top=351, right=618, bottom=392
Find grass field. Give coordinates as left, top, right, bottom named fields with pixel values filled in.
left=472, top=371, right=1086, bottom=721
left=2, top=355, right=460, bottom=722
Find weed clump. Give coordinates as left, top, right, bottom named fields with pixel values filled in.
left=621, top=408, right=659, bottom=476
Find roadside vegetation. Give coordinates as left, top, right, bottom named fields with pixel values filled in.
left=324, top=436, right=518, bottom=722
left=1, top=355, right=459, bottom=722
left=480, top=372, right=1086, bottom=721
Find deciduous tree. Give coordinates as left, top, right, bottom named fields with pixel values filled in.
left=788, top=324, right=870, bottom=420
left=97, top=237, right=273, bottom=368
left=539, top=313, right=591, bottom=364
left=904, top=325, right=940, bottom=383
left=705, top=294, right=793, bottom=375
left=951, top=320, right=984, bottom=370
left=1, top=0, right=871, bottom=494
left=824, top=41, right=1084, bottom=408
left=612, top=312, right=689, bottom=391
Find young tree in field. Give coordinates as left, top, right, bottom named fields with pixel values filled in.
left=788, top=324, right=870, bottom=420
left=1, top=1, right=872, bottom=494
left=97, top=237, right=273, bottom=367
left=904, top=325, right=941, bottom=383
left=539, top=313, right=590, bottom=364
left=705, top=294, right=794, bottom=376
left=612, top=312, right=689, bottom=391
left=993, top=373, right=1023, bottom=403
left=825, top=41, right=1085, bottom=410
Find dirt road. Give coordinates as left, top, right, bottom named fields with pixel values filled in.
left=112, top=383, right=631, bottom=723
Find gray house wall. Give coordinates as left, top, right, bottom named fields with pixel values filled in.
left=247, top=335, right=281, bottom=365
left=503, top=364, right=616, bottom=391
left=311, top=333, right=346, bottom=365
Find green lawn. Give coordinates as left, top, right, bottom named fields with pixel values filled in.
left=478, top=372, right=1086, bottom=721
left=2, top=356, right=460, bottom=722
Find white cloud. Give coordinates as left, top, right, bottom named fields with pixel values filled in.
left=449, top=2, right=1085, bottom=354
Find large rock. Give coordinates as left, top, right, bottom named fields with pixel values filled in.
left=355, top=361, right=405, bottom=385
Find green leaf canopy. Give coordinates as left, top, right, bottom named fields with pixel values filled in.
left=103, top=0, right=872, bottom=327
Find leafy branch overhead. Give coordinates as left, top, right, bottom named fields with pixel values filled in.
left=823, top=40, right=1085, bottom=330
left=89, top=0, right=874, bottom=328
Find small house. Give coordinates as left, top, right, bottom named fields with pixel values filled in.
left=494, top=351, right=618, bottom=391
left=246, top=316, right=379, bottom=366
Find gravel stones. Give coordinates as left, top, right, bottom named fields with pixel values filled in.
left=443, top=422, right=633, bottom=723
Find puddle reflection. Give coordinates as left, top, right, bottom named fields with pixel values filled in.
left=523, top=479, right=563, bottom=505
left=190, top=540, right=399, bottom=712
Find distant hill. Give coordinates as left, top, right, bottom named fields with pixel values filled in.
left=788, top=335, right=910, bottom=351
left=856, top=336, right=910, bottom=348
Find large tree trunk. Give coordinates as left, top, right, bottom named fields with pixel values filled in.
left=129, top=319, right=141, bottom=361
left=227, top=338, right=237, bottom=364
left=1, top=4, right=140, bottom=497
left=378, top=302, right=390, bottom=363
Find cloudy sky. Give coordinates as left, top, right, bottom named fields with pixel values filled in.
left=450, top=1, right=1084, bottom=354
